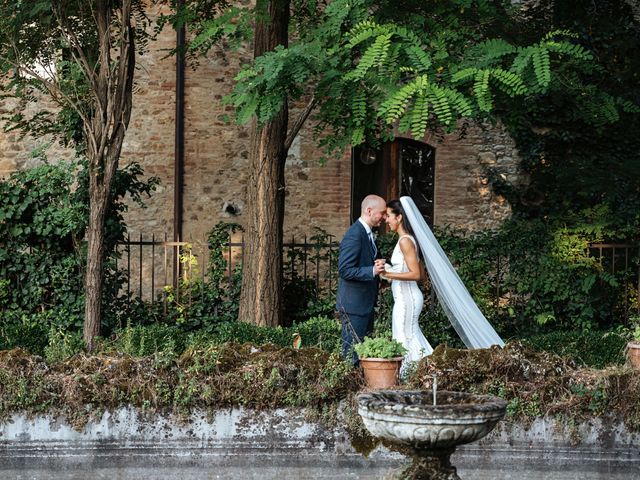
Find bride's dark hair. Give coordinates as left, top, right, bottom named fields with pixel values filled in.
left=387, top=198, right=424, bottom=263
left=387, top=199, right=416, bottom=237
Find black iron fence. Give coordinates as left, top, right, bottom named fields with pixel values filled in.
left=116, top=235, right=639, bottom=318
left=589, top=243, right=640, bottom=318
left=116, top=233, right=339, bottom=307
left=588, top=243, right=640, bottom=274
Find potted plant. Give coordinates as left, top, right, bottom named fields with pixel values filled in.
left=354, top=335, right=407, bottom=388
left=627, top=317, right=640, bottom=370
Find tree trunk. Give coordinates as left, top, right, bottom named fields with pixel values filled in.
left=238, top=0, right=290, bottom=327
left=82, top=0, right=136, bottom=348
left=84, top=181, right=109, bottom=348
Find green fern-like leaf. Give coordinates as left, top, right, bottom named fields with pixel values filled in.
left=373, top=33, right=392, bottom=67
left=378, top=81, right=420, bottom=124
left=236, top=95, right=258, bottom=124
left=531, top=47, right=551, bottom=87
left=601, top=100, right=620, bottom=123
left=352, top=89, right=367, bottom=126
left=510, top=47, right=533, bottom=75
left=381, top=42, right=401, bottom=75
left=443, top=88, right=473, bottom=117
left=544, top=41, right=593, bottom=61
left=345, top=32, right=393, bottom=80
left=428, top=86, right=453, bottom=126
left=404, top=45, right=432, bottom=72
left=451, top=67, right=477, bottom=84
left=410, top=92, right=429, bottom=136
left=235, top=67, right=258, bottom=82
left=491, top=69, right=527, bottom=96
left=542, top=29, right=578, bottom=41
left=351, top=126, right=365, bottom=145
left=617, top=98, right=640, bottom=113
left=467, top=38, right=517, bottom=64
left=389, top=24, right=422, bottom=47
left=473, top=69, right=492, bottom=112
left=398, top=111, right=412, bottom=134
left=577, top=90, right=622, bottom=127
left=347, top=21, right=382, bottom=48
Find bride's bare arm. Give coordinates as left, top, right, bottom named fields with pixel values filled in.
left=384, top=237, right=422, bottom=281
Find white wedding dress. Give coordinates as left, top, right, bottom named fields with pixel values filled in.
left=387, top=235, right=434, bottom=364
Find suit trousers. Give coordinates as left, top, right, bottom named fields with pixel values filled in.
left=339, top=310, right=374, bottom=365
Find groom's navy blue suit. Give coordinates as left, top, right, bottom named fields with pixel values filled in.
left=336, top=220, right=380, bottom=364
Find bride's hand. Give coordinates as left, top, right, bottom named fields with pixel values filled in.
left=380, top=263, right=393, bottom=281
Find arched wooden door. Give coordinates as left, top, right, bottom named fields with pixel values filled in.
left=351, top=138, right=435, bottom=227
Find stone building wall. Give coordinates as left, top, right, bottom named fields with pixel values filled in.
left=0, top=8, right=522, bottom=245
left=118, top=3, right=180, bottom=236
left=0, top=97, right=75, bottom=177
left=429, top=123, right=523, bottom=232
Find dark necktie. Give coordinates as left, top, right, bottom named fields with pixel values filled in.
left=368, top=231, right=377, bottom=257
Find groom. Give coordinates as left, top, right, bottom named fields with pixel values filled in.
left=336, top=194, right=387, bottom=365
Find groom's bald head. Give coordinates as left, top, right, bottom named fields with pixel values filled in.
left=361, top=194, right=385, bottom=212
left=360, top=194, right=387, bottom=228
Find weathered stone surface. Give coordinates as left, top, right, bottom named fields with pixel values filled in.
left=0, top=406, right=638, bottom=479
left=0, top=98, right=75, bottom=178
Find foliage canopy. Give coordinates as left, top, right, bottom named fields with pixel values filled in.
left=196, top=0, right=622, bottom=158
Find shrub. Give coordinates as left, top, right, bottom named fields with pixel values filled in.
left=103, top=323, right=186, bottom=358
left=0, top=159, right=158, bottom=352
left=44, top=328, right=85, bottom=363
left=290, top=316, right=341, bottom=353
left=282, top=228, right=338, bottom=324
left=522, top=330, right=627, bottom=368
left=207, top=321, right=290, bottom=347
left=0, top=162, right=86, bottom=330
left=435, top=215, right=638, bottom=334
left=0, top=311, right=50, bottom=355
left=187, top=315, right=340, bottom=353
left=156, top=222, right=243, bottom=330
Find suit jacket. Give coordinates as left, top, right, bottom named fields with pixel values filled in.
left=336, top=221, right=380, bottom=316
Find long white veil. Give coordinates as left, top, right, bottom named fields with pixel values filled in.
left=400, top=196, right=505, bottom=349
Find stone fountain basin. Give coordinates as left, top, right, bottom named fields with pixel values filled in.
left=357, top=390, right=507, bottom=450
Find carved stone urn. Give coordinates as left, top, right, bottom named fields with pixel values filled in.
left=357, top=390, right=507, bottom=479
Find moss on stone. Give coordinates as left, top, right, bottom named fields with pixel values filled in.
left=0, top=344, right=360, bottom=430
left=1, top=341, right=639, bottom=442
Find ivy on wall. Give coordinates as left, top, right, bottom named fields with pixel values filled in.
left=0, top=159, right=158, bottom=352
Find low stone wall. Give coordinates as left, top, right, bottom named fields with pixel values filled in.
left=0, top=407, right=638, bottom=478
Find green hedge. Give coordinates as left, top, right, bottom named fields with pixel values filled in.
left=522, top=330, right=628, bottom=368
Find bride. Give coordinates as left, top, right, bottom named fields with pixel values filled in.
left=382, top=197, right=504, bottom=364
left=382, top=199, right=434, bottom=363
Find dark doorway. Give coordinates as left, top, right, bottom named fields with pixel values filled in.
left=351, top=139, right=435, bottom=226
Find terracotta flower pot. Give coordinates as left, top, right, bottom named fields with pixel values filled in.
left=360, top=357, right=404, bottom=389
left=628, top=342, right=640, bottom=370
